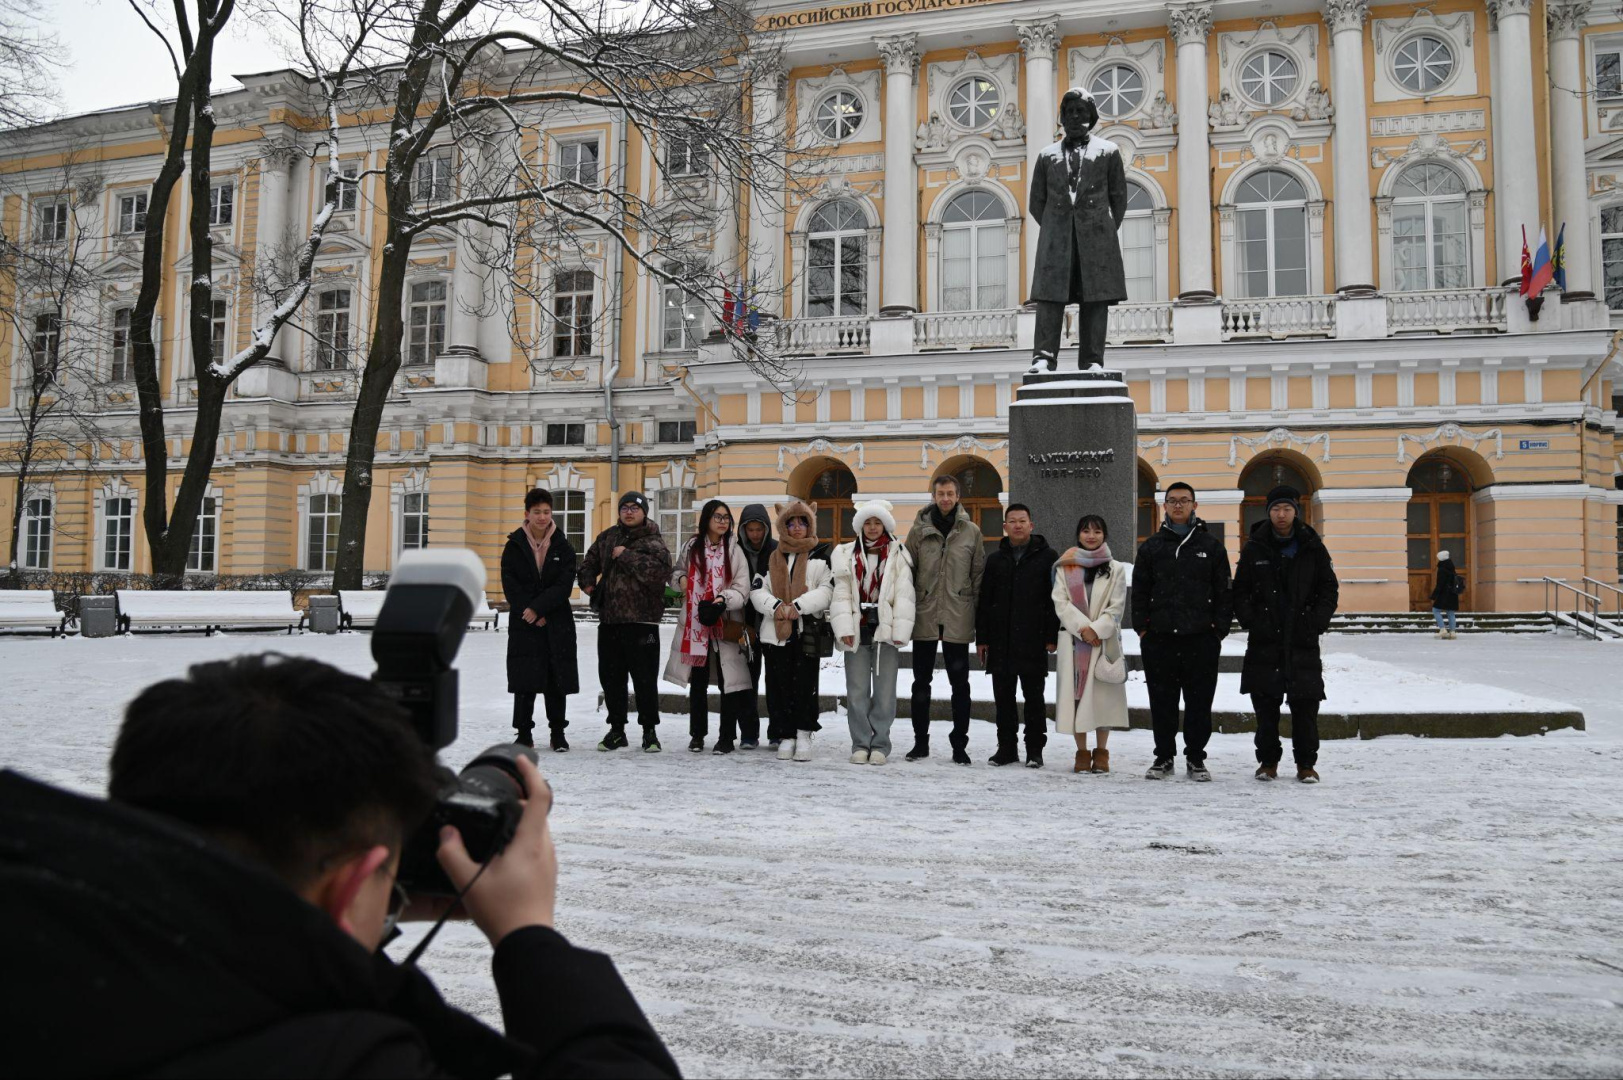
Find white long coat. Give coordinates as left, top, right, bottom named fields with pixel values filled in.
left=828, top=541, right=916, bottom=650
left=1051, top=560, right=1131, bottom=734
left=663, top=538, right=754, bottom=692
left=749, top=551, right=834, bottom=647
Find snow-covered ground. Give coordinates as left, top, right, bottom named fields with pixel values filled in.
left=3, top=627, right=1621, bottom=1078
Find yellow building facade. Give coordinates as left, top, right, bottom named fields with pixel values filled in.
left=2, top=0, right=1621, bottom=612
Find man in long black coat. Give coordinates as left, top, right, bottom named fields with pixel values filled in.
left=976, top=505, right=1060, bottom=767
left=1232, top=485, right=1340, bottom=783
left=501, top=487, right=580, bottom=751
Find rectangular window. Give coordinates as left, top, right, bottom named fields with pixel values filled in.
left=118, top=192, right=148, bottom=234
left=208, top=183, right=234, bottom=226
left=557, top=140, right=599, bottom=186
left=187, top=496, right=218, bottom=573
left=1603, top=207, right=1623, bottom=310
left=103, top=496, right=134, bottom=571
left=326, top=163, right=359, bottom=211
left=658, top=420, right=696, bottom=443
left=307, top=493, right=342, bottom=571
left=415, top=154, right=453, bottom=204
left=553, top=490, right=588, bottom=553
left=31, top=313, right=60, bottom=388
left=661, top=285, right=704, bottom=350
left=315, top=288, right=351, bottom=370
left=111, top=307, right=132, bottom=381
left=35, top=199, right=68, bottom=242
left=407, top=281, right=446, bottom=363
left=401, top=492, right=430, bottom=551
left=552, top=270, right=594, bottom=357
left=665, top=134, right=704, bottom=178
left=656, top=487, right=696, bottom=545
left=545, top=422, right=585, bottom=446
left=23, top=497, right=52, bottom=570
left=1598, top=48, right=1623, bottom=99
left=209, top=298, right=228, bottom=364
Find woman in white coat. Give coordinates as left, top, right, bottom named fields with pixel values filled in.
left=1051, top=513, right=1130, bottom=774
left=749, top=500, right=834, bottom=762
left=664, top=499, right=754, bottom=754
left=829, top=500, right=916, bottom=765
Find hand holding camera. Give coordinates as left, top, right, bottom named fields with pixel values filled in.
left=437, top=754, right=558, bottom=945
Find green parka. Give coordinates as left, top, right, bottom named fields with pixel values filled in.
left=905, top=504, right=986, bottom=644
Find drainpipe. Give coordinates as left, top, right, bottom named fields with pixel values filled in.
left=603, top=112, right=631, bottom=493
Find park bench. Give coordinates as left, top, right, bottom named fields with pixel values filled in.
left=338, top=589, right=501, bottom=631
left=114, top=590, right=302, bottom=635
left=0, top=591, right=68, bottom=636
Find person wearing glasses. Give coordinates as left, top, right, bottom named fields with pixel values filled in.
left=1129, top=482, right=1233, bottom=782
left=663, top=499, right=755, bottom=755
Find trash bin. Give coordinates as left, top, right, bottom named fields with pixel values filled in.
left=306, top=594, right=340, bottom=634
left=80, top=595, right=118, bottom=638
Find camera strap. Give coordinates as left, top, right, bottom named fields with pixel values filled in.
left=401, top=856, right=495, bottom=968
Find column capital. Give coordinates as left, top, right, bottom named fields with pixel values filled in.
left=744, top=51, right=787, bottom=88
left=1486, top=0, right=1534, bottom=22
left=1322, top=0, right=1369, bottom=35
left=1015, top=17, right=1061, bottom=63
left=1547, top=0, right=1591, bottom=40
left=1166, top=2, right=1213, bottom=46
left=877, top=34, right=920, bottom=78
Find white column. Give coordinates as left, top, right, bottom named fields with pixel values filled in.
left=1488, top=10, right=1509, bottom=283
left=878, top=34, right=921, bottom=315
left=1168, top=2, right=1215, bottom=299
left=747, top=57, right=786, bottom=319
left=253, top=148, right=295, bottom=360
left=1548, top=1, right=1593, bottom=295
left=1489, top=0, right=1542, bottom=286
left=448, top=231, right=482, bottom=357
left=1325, top=0, right=1375, bottom=294
left=1017, top=18, right=1060, bottom=302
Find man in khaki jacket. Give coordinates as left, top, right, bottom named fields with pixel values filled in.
left=905, top=474, right=987, bottom=764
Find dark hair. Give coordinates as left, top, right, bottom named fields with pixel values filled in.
left=689, top=499, right=733, bottom=574
left=1005, top=503, right=1033, bottom=520
left=1075, top=514, right=1109, bottom=542
left=109, top=654, right=442, bottom=890
left=524, top=487, right=552, bottom=511
left=1165, top=482, right=1196, bottom=500
left=931, top=474, right=960, bottom=493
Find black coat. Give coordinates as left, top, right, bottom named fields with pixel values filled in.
left=502, top=527, right=581, bottom=696
left=0, top=770, right=681, bottom=1079
left=975, top=534, right=1061, bottom=675
left=737, top=540, right=777, bottom=631
left=1431, top=560, right=1461, bottom=611
left=1130, top=519, right=1234, bottom=639
left=1232, top=521, right=1340, bottom=701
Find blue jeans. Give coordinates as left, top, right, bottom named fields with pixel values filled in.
left=844, top=639, right=900, bottom=755
left=1432, top=607, right=1456, bottom=631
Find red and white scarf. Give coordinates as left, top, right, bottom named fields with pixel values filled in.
left=855, top=533, right=891, bottom=605
left=677, top=539, right=729, bottom=668
left=1058, top=543, right=1113, bottom=698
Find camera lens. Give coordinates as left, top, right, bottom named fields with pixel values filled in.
left=457, top=743, right=540, bottom=800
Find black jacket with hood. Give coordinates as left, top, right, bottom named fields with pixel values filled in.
left=975, top=534, right=1061, bottom=675
left=1130, top=518, right=1233, bottom=638
left=0, top=770, right=681, bottom=1079
left=735, top=504, right=778, bottom=631
left=1232, top=519, right=1340, bottom=700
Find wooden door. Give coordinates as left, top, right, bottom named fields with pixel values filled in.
left=1406, top=493, right=1470, bottom=611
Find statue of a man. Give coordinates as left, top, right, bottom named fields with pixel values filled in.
left=1026, top=87, right=1127, bottom=372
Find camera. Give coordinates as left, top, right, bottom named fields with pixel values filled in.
left=371, top=549, right=539, bottom=895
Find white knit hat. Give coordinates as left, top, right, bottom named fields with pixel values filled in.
left=1436, top=550, right=1451, bottom=562
left=850, top=499, right=898, bottom=537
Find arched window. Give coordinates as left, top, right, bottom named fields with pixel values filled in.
left=1239, top=49, right=1299, bottom=107
left=1392, top=163, right=1468, bottom=292
left=806, top=200, right=867, bottom=318
left=941, top=191, right=1007, bottom=311
left=946, top=461, right=1004, bottom=551
left=1120, top=182, right=1156, bottom=301
left=1235, top=170, right=1308, bottom=298
left=808, top=464, right=858, bottom=545
left=1239, top=455, right=1315, bottom=536
left=1088, top=64, right=1144, bottom=118
left=1392, top=34, right=1455, bottom=95
left=947, top=76, right=1001, bottom=130
left=813, top=90, right=864, bottom=142
left=1406, top=455, right=1472, bottom=611
left=1601, top=206, right=1623, bottom=310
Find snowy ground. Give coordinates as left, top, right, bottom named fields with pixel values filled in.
left=3, top=627, right=1621, bottom=1078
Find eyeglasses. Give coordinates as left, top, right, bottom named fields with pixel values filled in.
left=1164, top=497, right=1194, bottom=507
left=381, top=879, right=410, bottom=938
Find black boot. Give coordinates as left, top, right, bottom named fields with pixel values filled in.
left=514, top=727, right=534, bottom=748
left=688, top=736, right=704, bottom=753
left=597, top=725, right=628, bottom=751
left=905, top=737, right=930, bottom=761
left=987, top=747, right=1020, bottom=767
left=952, top=745, right=972, bottom=766
left=1025, top=750, right=1044, bottom=769
left=642, top=726, right=662, bottom=753
left=550, top=728, right=569, bottom=753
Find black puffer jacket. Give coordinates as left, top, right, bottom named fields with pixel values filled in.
left=975, top=535, right=1061, bottom=675
left=1431, top=559, right=1461, bottom=611
left=1232, top=520, right=1340, bottom=700
left=501, top=527, right=580, bottom=696
left=1130, top=518, right=1233, bottom=638
left=736, top=503, right=778, bottom=632
left=578, top=521, right=672, bottom=625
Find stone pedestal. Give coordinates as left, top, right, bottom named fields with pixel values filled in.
left=79, top=595, right=118, bottom=638
left=1007, top=369, right=1138, bottom=566
left=306, top=594, right=341, bottom=634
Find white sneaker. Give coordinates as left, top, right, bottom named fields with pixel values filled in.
left=777, top=738, right=796, bottom=760
left=793, top=733, right=813, bottom=761
left=1435, top=630, right=1446, bottom=639
left=869, top=750, right=887, bottom=766
left=1027, top=356, right=1056, bottom=374
left=849, top=749, right=870, bottom=764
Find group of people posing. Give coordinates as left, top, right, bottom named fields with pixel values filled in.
left=499, top=474, right=1340, bottom=784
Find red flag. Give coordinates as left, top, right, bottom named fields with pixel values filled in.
left=1518, top=225, right=1533, bottom=297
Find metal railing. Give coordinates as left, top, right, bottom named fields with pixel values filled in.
left=1387, top=288, right=1508, bottom=334
left=1542, top=577, right=1604, bottom=640
left=775, top=315, right=871, bottom=355
left=1581, top=577, right=1623, bottom=622
left=1220, top=295, right=1337, bottom=340
left=914, top=309, right=1019, bottom=350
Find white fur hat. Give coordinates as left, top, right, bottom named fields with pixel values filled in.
left=850, top=499, right=898, bottom=537
left=1436, top=550, right=1451, bottom=562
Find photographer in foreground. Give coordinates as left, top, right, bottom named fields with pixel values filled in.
left=0, top=653, right=680, bottom=1078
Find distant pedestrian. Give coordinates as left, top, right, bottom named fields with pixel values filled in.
left=499, top=487, right=580, bottom=752
left=975, top=504, right=1059, bottom=768
left=1052, top=514, right=1130, bottom=774
left=749, top=500, right=834, bottom=762
left=734, top=504, right=777, bottom=748
left=1130, top=482, right=1233, bottom=782
left=906, top=474, right=986, bottom=765
left=1431, top=551, right=1461, bottom=640
left=578, top=491, right=672, bottom=753
left=830, top=500, right=915, bottom=765
left=1232, top=486, right=1340, bottom=784
left=664, top=499, right=754, bottom=755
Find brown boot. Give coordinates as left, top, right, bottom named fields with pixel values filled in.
left=1255, top=763, right=1278, bottom=781
left=1297, top=767, right=1320, bottom=784
left=1073, top=749, right=1089, bottom=773
left=1090, top=748, right=1110, bottom=773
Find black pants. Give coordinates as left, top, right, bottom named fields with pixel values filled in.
left=1252, top=693, right=1320, bottom=769
left=688, top=652, right=755, bottom=745
left=600, top=623, right=662, bottom=729
left=763, top=633, right=822, bottom=740
left=513, top=691, right=567, bottom=733
left=911, top=636, right=971, bottom=750
left=1141, top=632, right=1221, bottom=766
left=1033, top=300, right=1109, bottom=368
left=742, top=644, right=765, bottom=743
left=991, top=667, right=1047, bottom=755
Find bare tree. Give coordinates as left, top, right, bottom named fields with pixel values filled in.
left=285, top=0, right=796, bottom=589
left=0, top=0, right=63, bottom=132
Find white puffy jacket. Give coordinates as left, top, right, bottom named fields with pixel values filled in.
left=749, top=549, right=834, bottom=648
left=829, top=541, right=916, bottom=650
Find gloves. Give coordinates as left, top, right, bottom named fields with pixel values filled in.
left=696, top=598, right=725, bottom=627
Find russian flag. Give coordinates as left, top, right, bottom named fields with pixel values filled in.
left=1526, top=225, right=1555, bottom=297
